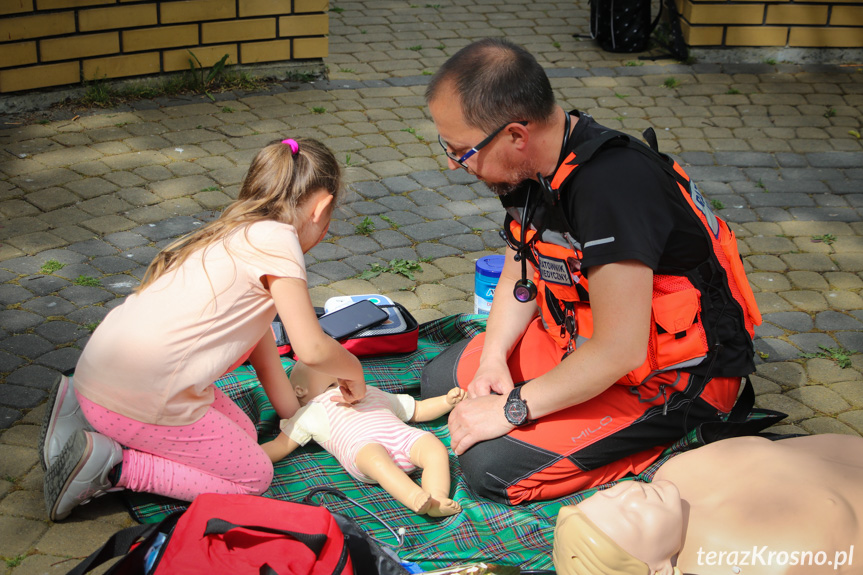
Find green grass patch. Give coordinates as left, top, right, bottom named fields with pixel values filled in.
left=354, top=217, right=375, bottom=235
left=811, top=233, right=836, bottom=245
left=359, top=259, right=423, bottom=280
left=380, top=215, right=399, bottom=229
left=74, top=275, right=101, bottom=287
left=39, top=259, right=65, bottom=274
left=800, top=345, right=855, bottom=368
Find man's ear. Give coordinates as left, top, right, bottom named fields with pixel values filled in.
left=311, top=193, right=334, bottom=223
left=506, top=122, right=530, bottom=151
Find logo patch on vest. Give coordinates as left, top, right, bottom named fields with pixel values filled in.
left=689, top=181, right=719, bottom=239
left=536, top=254, right=573, bottom=286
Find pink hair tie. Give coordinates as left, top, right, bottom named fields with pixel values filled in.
left=281, top=138, right=299, bottom=155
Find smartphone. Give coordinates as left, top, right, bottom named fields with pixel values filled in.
left=318, top=299, right=389, bottom=340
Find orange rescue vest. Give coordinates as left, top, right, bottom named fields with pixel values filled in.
left=506, top=129, right=761, bottom=386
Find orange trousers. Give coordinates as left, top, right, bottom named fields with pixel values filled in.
left=421, top=318, right=741, bottom=505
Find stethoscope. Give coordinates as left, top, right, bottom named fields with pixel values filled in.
left=510, top=111, right=572, bottom=303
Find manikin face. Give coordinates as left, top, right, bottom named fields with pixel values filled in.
left=428, top=83, right=535, bottom=197
left=576, top=480, right=684, bottom=573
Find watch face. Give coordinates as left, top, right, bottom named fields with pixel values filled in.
left=505, top=397, right=529, bottom=426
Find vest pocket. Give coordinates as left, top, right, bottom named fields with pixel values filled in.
left=649, top=287, right=709, bottom=372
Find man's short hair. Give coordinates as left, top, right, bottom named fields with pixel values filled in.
left=426, top=38, right=556, bottom=132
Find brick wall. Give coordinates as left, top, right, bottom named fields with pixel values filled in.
left=676, top=0, right=863, bottom=48
left=0, top=0, right=329, bottom=94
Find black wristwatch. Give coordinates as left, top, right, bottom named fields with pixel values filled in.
left=504, top=386, right=531, bottom=426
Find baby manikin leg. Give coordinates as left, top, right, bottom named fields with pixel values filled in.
left=356, top=443, right=431, bottom=514
left=410, top=434, right=461, bottom=517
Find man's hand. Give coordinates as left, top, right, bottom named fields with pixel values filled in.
left=467, top=360, right=514, bottom=398
left=447, top=394, right=514, bottom=455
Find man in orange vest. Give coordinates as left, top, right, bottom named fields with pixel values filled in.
left=422, top=38, right=765, bottom=505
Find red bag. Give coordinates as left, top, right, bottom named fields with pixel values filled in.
left=66, top=494, right=355, bottom=575
left=155, top=494, right=352, bottom=575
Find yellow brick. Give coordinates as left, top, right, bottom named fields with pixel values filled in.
left=0, top=0, right=33, bottom=16
left=0, top=41, right=37, bottom=68
left=83, top=52, right=160, bottom=79
left=0, top=61, right=78, bottom=93
left=241, top=38, right=291, bottom=62
left=160, top=0, right=236, bottom=24
left=41, top=32, right=119, bottom=61
left=679, top=19, right=724, bottom=45
left=832, top=6, right=863, bottom=26
left=279, top=14, right=328, bottom=37
left=725, top=25, right=789, bottom=45
left=37, top=0, right=113, bottom=8
left=201, top=18, right=275, bottom=43
left=163, top=43, right=237, bottom=71
left=766, top=4, right=828, bottom=25
left=80, top=4, right=158, bottom=32
left=293, top=36, right=327, bottom=58
left=123, top=25, right=199, bottom=52
left=789, top=26, right=863, bottom=46
left=0, top=12, right=75, bottom=41
left=295, top=0, right=327, bottom=13
left=684, top=2, right=766, bottom=25
left=239, top=0, right=291, bottom=17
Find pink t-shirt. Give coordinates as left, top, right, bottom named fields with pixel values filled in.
left=75, top=220, right=306, bottom=425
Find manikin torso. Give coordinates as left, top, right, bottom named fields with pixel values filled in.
left=660, top=435, right=862, bottom=575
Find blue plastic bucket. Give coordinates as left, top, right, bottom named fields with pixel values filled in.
left=474, top=255, right=505, bottom=314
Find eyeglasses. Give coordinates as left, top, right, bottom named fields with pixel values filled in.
left=438, top=121, right=528, bottom=170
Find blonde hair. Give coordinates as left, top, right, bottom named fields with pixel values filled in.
left=136, top=138, right=342, bottom=292
left=553, top=506, right=663, bottom=575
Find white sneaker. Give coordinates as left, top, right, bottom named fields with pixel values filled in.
left=39, top=374, right=93, bottom=471
left=44, top=429, right=123, bottom=521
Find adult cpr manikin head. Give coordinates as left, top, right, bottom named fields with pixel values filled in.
left=553, top=480, right=684, bottom=575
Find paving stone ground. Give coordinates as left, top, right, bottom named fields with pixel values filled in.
left=1, top=0, right=862, bottom=571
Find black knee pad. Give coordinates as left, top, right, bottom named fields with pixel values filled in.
left=420, top=339, right=469, bottom=400
left=457, top=437, right=514, bottom=505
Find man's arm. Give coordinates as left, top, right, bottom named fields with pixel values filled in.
left=467, top=246, right=539, bottom=398
left=447, top=260, right=653, bottom=455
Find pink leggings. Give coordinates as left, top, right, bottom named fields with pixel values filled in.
left=77, top=388, right=273, bottom=502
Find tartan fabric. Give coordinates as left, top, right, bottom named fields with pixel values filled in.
left=123, top=314, right=696, bottom=571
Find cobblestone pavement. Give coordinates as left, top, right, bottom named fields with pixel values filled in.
left=1, top=0, right=863, bottom=572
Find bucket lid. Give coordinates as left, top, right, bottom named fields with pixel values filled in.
left=476, top=255, right=505, bottom=278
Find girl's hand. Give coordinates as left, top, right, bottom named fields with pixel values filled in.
left=337, top=376, right=365, bottom=404
left=446, top=387, right=467, bottom=406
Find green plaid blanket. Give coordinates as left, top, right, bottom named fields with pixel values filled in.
left=124, top=314, right=696, bottom=571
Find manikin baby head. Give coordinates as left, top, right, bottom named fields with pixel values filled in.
left=290, top=361, right=338, bottom=406
left=552, top=480, right=685, bottom=575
